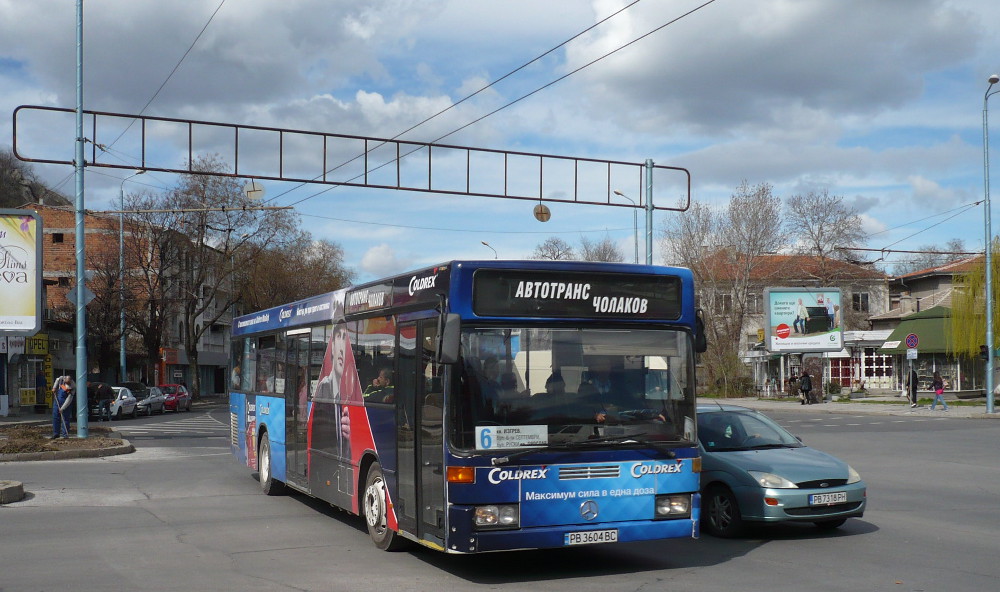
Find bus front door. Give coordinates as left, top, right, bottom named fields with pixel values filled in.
left=396, top=319, right=445, bottom=546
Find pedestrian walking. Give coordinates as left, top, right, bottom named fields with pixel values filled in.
left=799, top=370, right=813, bottom=405
left=930, top=370, right=949, bottom=411
left=50, top=375, right=75, bottom=438
left=908, top=368, right=919, bottom=408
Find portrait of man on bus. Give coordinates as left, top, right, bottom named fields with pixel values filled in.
left=316, top=319, right=349, bottom=403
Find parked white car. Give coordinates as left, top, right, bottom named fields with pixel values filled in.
left=109, top=386, right=138, bottom=420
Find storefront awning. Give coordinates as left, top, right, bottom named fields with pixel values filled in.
left=878, top=306, right=952, bottom=354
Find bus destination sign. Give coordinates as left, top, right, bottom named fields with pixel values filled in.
left=472, top=269, right=680, bottom=320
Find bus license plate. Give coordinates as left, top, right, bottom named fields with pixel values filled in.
left=564, top=529, right=618, bottom=546
left=809, top=491, right=847, bottom=506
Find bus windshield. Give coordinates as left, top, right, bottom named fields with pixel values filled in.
left=453, top=326, right=696, bottom=451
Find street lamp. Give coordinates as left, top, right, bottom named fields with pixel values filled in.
left=613, top=190, right=640, bottom=264
left=481, top=241, right=498, bottom=259
left=119, top=170, right=144, bottom=383
left=984, top=75, right=1000, bottom=413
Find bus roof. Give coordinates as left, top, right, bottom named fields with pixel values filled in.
left=233, top=260, right=696, bottom=336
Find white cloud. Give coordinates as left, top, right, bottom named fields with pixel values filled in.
left=360, top=243, right=412, bottom=278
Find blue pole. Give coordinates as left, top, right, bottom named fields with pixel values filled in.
left=984, top=76, right=999, bottom=414
left=74, top=0, right=89, bottom=437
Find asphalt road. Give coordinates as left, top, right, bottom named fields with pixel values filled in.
left=2, top=404, right=998, bottom=592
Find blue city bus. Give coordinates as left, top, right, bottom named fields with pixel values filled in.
left=229, top=260, right=707, bottom=553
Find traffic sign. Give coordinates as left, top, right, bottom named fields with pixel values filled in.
left=66, top=285, right=96, bottom=306
left=905, top=333, right=919, bottom=349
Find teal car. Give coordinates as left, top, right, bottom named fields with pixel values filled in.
left=697, top=404, right=866, bottom=537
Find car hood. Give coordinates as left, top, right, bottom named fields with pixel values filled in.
left=705, top=446, right=850, bottom=483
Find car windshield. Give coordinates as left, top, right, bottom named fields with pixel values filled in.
left=161, top=386, right=177, bottom=394
left=451, top=326, right=697, bottom=451
left=697, top=410, right=802, bottom=452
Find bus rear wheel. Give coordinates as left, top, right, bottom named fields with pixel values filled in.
left=258, top=433, right=285, bottom=496
left=363, top=463, right=407, bottom=551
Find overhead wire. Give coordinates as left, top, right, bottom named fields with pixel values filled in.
left=878, top=202, right=982, bottom=250
left=282, top=0, right=720, bottom=210
left=269, top=0, right=648, bottom=206
left=97, top=0, right=228, bottom=156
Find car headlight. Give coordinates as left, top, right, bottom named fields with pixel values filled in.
left=473, top=504, right=519, bottom=530
left=747, top=470, right=798, bottom=489
left=846, top=465, right=862, bottom=484
left=655, top=494, right=691, bottom=519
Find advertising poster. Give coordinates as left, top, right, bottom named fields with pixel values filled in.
left=0, top=210, right=42, bottom=335
left=764, top=287, right=843, bottom=353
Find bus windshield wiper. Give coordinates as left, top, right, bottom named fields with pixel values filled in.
left=580, top=433, right=677, bottom=459
left=491, top=444, right=577, bottom=466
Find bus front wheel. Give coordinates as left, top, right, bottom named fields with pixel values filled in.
left=363, top=463, right=407, bottom=551
left=258, top=433, right=285, bottom=496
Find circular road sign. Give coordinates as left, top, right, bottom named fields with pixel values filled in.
left=905, top=333, right=919, bottom=349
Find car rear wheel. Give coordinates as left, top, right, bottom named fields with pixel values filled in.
left=258, top=433, right=285, bottom=496
left=363, top=463, right=407, bottom=551
left=704, top=486, right=744, bottom=538
left=814, top=518, right=847, bottom=531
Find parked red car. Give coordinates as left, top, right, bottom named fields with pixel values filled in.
left=159, top=384, right=192, bottom=412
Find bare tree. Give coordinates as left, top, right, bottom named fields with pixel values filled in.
left=785, top=189, right=867, bottom=278
left=530, top=237, right=576, bottom=260
left=86, top=244, right=126, bottom=381
left=122, top=189, right=185, bottom=385
left=240, top=231, right=354, bottom=312
left=171, top=156, right=299, bottom=397
left=579, top=235, right=625, bottom=262
left=892, top=239, right=968, bottom=276
left=660, top=181, right=787, bottom=394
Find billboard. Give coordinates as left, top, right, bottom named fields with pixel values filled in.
left=0, top=210, right=42, bottom=335
left=764, top=287, right=843, bottom=353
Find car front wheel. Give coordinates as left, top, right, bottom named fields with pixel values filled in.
left=704, top=486, right=744, bottom=538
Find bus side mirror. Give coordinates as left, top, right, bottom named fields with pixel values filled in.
left=437, top=313, right=461, bottom=364
left=694, top=309, right=708, bottom=353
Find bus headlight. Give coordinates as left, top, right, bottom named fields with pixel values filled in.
left=473, top=504, right=520, bottom=530
left=654, top=494, right=691, bottom=519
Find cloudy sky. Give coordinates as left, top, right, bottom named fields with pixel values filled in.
left=2, top=0, right=998, bottom=282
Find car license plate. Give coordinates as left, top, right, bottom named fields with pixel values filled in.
left=809, top=491, right=847, bottom=506
left=564, top=529, right=618, bottom=546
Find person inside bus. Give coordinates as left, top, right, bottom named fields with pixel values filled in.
left=363, top=367, right=394, bottom=403
left=582, top=367, right=650, bottom=423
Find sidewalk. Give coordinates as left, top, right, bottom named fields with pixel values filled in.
left=0, top=396, right=225, bottom=426
left=704, top=394, right=1000, bottom=419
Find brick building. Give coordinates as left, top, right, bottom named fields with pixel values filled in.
left=5, top=204, right=232, bottom=410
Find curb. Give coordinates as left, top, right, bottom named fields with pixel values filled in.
left=704, top=397, right=1000, bottom=419
left=0, top=438, right=135, bottom=463
left=0, top=479, right=24, bottom=504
